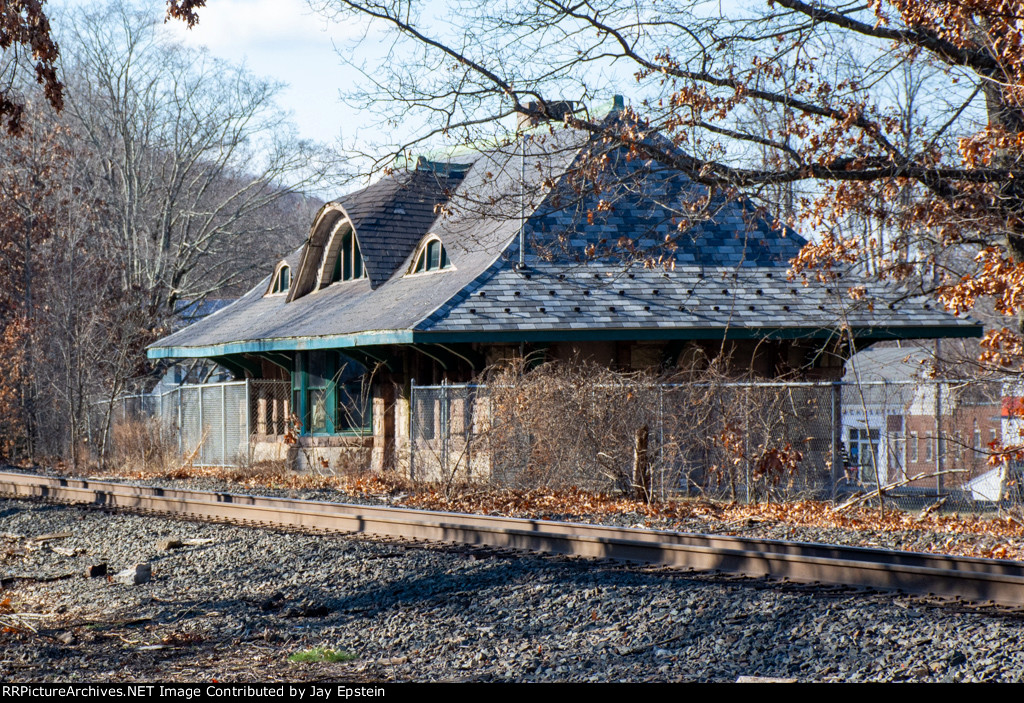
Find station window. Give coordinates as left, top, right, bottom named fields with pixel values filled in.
left=271, top=265, right=290, bottom=294
left=331, top=231, right=366, bottom=283
left=411, top=238, right=450, bottom=273
left=292, top=351, right=371, bottom=435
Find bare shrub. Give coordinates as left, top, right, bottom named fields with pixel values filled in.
left=485, top=359, right=657, bottom=496
left=107, top=417, right=180, bottom=475
left=478, top=357, right=830, bottom=503
left=679, top=382, right=832, bottom=503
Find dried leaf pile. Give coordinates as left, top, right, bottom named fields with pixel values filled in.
left=402, top=487, right=1024, bottom=558
left=40, top=462, right=1024, bottom=562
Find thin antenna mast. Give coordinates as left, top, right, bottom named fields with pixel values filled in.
left=519, top=129, right=526, bottom=268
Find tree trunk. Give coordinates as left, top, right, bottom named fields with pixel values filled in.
left=633, top=424, right=651, bottom=502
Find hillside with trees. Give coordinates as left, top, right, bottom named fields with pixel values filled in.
left=0, top=1, right=337, bottom=465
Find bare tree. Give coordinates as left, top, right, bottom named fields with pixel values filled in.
left=0, top=98, right=71, bottom=462
left=59, top=1, right=339, bottom=321
left=0, top=0, right=344, bottom=467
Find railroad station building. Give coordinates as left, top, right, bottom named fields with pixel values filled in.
left=147, top=98, right=979, bottom=474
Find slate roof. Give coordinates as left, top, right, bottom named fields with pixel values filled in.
left=526, top=145, right=807, bottom=267
left=841, top=347, right=933, bottom=409
left=423, top=264, right=967, bottom=338
left=149, top=122, right=981, bottom=359
left=339, top=166, right=467, bottom=286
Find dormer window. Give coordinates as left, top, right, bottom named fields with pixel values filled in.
left=270, top=264, right=290, bottom=295
left=328, top=230, right=366, bottom=284
left=411, top=237, right=451, bottom=274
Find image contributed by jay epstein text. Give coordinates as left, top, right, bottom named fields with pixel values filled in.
left=1, top=686, right=387, bottom=700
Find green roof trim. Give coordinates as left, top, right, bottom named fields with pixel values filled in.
left=147, top=322, right=981, bottom=360
left=148, top=330, right=416, bottom=359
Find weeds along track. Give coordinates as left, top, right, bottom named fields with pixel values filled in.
left=2, top=469, right=1024, bottom=607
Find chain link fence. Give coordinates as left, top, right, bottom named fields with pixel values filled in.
left=411, top=378, right=1024, bottom=512
left=91, top=380, right=290, bottom=468
left=94, top=374, right=1024, bottom=512
left=409, top=383, right=489, bottom=484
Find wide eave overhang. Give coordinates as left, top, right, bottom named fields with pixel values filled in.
left=146, top=322, right=983, bottom=360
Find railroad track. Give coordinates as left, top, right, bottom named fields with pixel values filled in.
left=2, top=469, right=1024, bottom=607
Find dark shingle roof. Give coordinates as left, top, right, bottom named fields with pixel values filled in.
left=340, top=167, right=466, bottom=285
left=421, top=264, right=973, bottom=337
left=149, top=125, right=980, bottom=357
left=527, top=149, right=806, bottom=267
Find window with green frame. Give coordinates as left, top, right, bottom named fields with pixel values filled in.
left=271, top=265, right=290, bottom=294
left=330, top=231, right=366, bottom=283
left=292, top=351, right=372, bottom=435
left=412, top=238, right=450, bottom=273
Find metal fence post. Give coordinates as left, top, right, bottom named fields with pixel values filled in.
left=935, top=380, right=943, bottom=497
left=744, top=385, right=751, bottom=504
left=245, top=379, right=252, bottom=465
left=177, top=388, right=183, bottom=454
left=831, top=381, right=841, bottom=503
left=658, top=385, right=665, bottom=500
left=221, top=384, right=227, bottom=466
left=441, top=380, right=449, bottom=476
left=198, top=387, right=204, bottom=464
left=409, top=379, right=416, bottom=482
left=466, top=384, right=473, bottom=480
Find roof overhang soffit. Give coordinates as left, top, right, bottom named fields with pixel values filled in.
left=146, top=323, right=981, bottom=361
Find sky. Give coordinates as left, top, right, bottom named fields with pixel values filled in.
left=52, top=0, right=397, bottom=148
left=54, top=0, right=646, bottom=155
left=160, top=0, right=373, bottom=146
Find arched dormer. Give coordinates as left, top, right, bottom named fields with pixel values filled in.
left=408, top=235, right=452, bottom=275
left=288, top=203, right=359, bottom=302
left=266, top=261, right=291, bottom=296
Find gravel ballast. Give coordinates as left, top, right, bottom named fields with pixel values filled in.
left=2, top=497, right=1024, bottom=682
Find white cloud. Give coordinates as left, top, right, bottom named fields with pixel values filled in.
left=50, top=0, right=440, bottom=146
left=163, top=0, right=359, bottom=53
left=154, top=0, right=382, bottom=144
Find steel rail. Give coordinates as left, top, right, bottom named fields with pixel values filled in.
left=2, top=470, right=1019, bottom=575
left=2, top=470, right=1023, bottom=606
